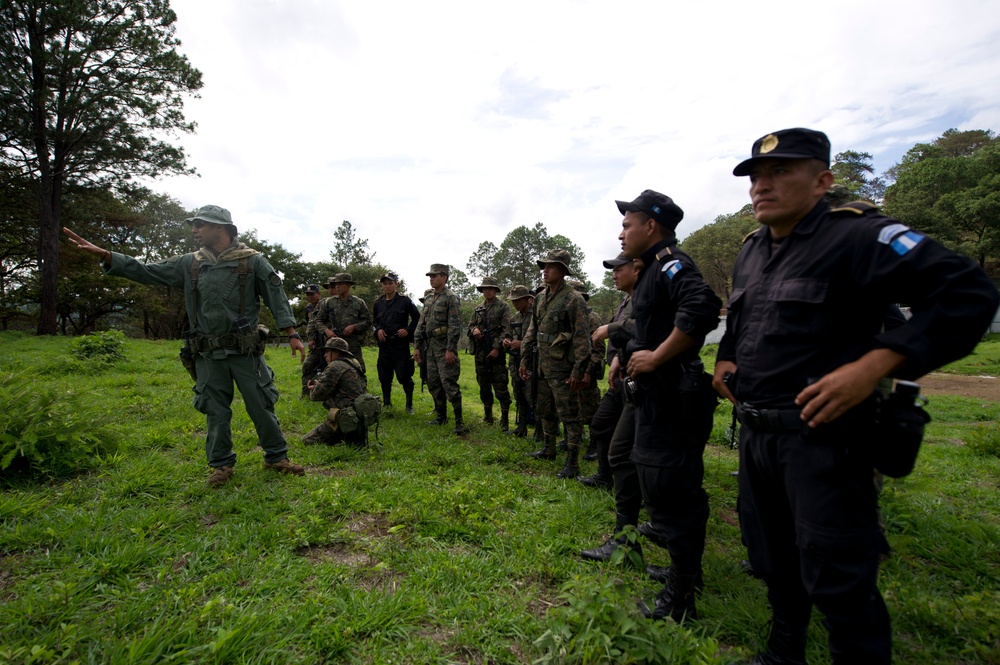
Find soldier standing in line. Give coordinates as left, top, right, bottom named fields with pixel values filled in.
left=316, top=272, right=373, bottom=374
left=568, top=280, right=605, bottom=457
left=414, top=264, right=466, bottom=435
left=518, top=249, right=591, bottom=478
left=618, top=189, right=722, bottom=624
left=372, top=272, right=421, bottom=413
left=301, top=283, right=325, bottom=398
left=303, top=337, right=368, bottom=445
left=502, top=285, right=536, bottom=438
left=63, top=206, right=306, bottom=488
left=468, top=276, right=513, bottom=431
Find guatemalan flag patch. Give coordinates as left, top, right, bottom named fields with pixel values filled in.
left=662, top=260, right=682, bottom=279
left=877, top=223, right=925, bottom=256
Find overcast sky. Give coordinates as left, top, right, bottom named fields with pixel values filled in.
left=156, top=0, right=1000, bottom=293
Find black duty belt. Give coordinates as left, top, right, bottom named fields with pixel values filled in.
left=193, top=334, right=241, bottom=351
left=736, top=404, right=803, bottom=432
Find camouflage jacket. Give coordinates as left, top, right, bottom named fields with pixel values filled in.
left=316, top=295, right=373, bottom=345
left=520, top=281, right=590, bottom=380
left=504, top=309, right=533, bottom=373
left=310, top=356, right=367, bottom=409
left=468, top=299, right=510, bottom=357
left=416, top=287, right=462, bottom=353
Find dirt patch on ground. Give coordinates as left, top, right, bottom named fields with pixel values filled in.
left=917, top=373, right=1000, bottom=402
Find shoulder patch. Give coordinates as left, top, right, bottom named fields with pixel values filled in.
left=877, top=223, right=910, bottom=245
left=661, top=259, right=682, bottom=279
left=268, top=271, right=282, bottom=286
left=890, top=231, right=925, bottom=256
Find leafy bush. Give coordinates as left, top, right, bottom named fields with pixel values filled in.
left=0, top=374, right=118, bottom=480
left=71, top=329, right=127, bottom=362
left=532, top=575, right=723, bottom=665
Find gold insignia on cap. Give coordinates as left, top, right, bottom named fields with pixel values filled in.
left=759, top=134, right=779, bottom=154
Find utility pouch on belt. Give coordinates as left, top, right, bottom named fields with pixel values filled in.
left=179, top=335, right=198, bottom=382
left=549, top=331, right=571, bottom=360
left=873, top=381, right=930, bottom=478
left=326, top=407, right=341, bottom=429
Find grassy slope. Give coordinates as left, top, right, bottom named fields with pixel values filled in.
left=0, top=332, right=997, bottom=664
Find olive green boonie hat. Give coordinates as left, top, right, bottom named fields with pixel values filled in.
left=506, top=285, right=531, bottom=301
left=186, top=204, right=234, bottom=226
left=322, top=337, right=353, bottom=357
left=476, top=276, right=501, bottom=292
left=567, top=279, right=590, bottom=301
left=331, top=272, right=355, bottom=285
left=536, top=248, right=574, bottom=276
left=426, top=263, right=449, bottom=276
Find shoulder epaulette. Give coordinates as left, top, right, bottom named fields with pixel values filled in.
left=742, top=228, right=761, bottom=243
left=655, top=246, right=673, bottom=262
left=830, top=201, right=878, bottom=215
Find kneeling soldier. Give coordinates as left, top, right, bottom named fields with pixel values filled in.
left=304, top=338, right=368, bottom=445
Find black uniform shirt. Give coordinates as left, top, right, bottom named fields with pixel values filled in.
left=372, top=294, right=420, bottom=347
left=717, top=199, right=999, bottom=409
left=627, top=238, right=722, bottom=386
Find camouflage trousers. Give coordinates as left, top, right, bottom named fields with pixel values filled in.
left=536, top=368, right=582, bottom=448
left=426, top=341, right=462, bottom=407
left=474, top=355, right=511, bottom=409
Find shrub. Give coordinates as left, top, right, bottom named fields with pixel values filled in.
left=71, top=329, right=127, bottom=362
left=0, top=374, right=118, bottom=480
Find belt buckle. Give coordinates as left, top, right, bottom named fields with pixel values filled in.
left=741, top=405, right=763, bottom=430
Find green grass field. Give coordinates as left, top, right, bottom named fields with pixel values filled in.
left=1, top=332, right=998, bottom=664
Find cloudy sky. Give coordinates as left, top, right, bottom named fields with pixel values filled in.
left=157, top=0, right=1000, bottom=292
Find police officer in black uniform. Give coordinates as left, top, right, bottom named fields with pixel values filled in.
left=372, top=272, right=421, bottom=413
left=618, top=190, right=723, bottom=623
left=714, top=127, right=999, bottom=665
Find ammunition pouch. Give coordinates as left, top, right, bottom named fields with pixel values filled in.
left=539, top=331, right=571, bottom=360
left=872, top=390, right=930, bottom=478
left=326, top=407, right=341, bottom=430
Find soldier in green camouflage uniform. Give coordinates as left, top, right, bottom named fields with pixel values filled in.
left=468, top=276, right=512, bottom=430
left=414, top=264, right=465, bottom=434
left=569, top=280, right=606, bottom=457
left=64, top=205, right=306, bottom=488
left=519, top=249, right=592, bottom=478
left=304, top=337, right=368, bottom=445
left=503, top=285, right=536, bottom=438
left=315, top=272, right=373, bottom=373
left=301, top=283, right=325, bottom=397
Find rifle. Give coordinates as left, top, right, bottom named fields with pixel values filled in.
left=415, top=331, right=428, bottom=392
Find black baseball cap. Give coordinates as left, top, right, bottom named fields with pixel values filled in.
left=603, top=252, right=632, bottom=269
left=379, top=272, right=398, bottom=283
left=615, top=190, right=684, bottom=229
left=733, top=128, right=831, bottom=176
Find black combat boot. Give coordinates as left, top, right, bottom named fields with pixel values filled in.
left=382, top=392, right=392, bottom=407
left=556, top=445, right=579, bottom=479
left=740, top=615, right=808, bottom=665
left=452, top=401, right=466, bottom=435
left=428, top=403, right=447, bottom=425
left=640, top=566, right=698, bottom=623
left=483, top=404, right=494, bottom=424
left=500, top=407, right=510, bottom=433
left=580, top=533, right=643, bottom=569
left=405, top=391, right=414, bottom=415
left=512, top=419, right=528, bottom=437
left=527, top=435, right=557, bottom=459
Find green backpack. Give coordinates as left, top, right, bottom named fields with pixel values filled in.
left=338, top=393, right=382, bottom=444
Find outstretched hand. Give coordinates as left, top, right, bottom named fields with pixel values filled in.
left=63, top=227, right=106, bottom=260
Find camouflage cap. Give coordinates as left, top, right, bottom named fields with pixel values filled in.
left=603, top=252, right=632, bottom=269
left=331, top=272, right=354, bottom=285
left=476, top=276, right=501, bottom=292
left=567, top=279, right=590, bottom=301
left=825, top=184, right=852, bottom=207
left=425, top=263, right=449, bottom=276
left=506, top=285, right=532, bottom=301
left=304, top=284, right=321, bottom=294
left=322, top=337, right=353, bottom=357
left=185, top=204, right=234, bottom=226
left=419, top=288, right=435, bottom=303
left=536, top=248, right=574, bottom=276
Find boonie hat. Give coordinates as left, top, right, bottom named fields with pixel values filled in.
left=733, top=128, right=831, bottom=176
left=322, top=337, right=353, bottom=357
left=331, top=272, right=354, bottom=285
left=603, top=252, right=632, bottom=269
left=185, top=204, right=234, bottom=226
left=615, top=190, right=684, bottom=229
left=426, top=264, right=449, bottom=276
left=506, top=285, right=532, bottom=301
left=567, top=280, right=590, bottom=301
left=536, top=248, right=574, bottom=276
left=477, top=276, right=501, bottom=292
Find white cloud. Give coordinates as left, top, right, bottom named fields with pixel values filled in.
left=156, top=0, right=1000, bottom=293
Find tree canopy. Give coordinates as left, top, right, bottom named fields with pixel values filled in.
left=0, top=0, right=202, bottom=334
left=680, top=204, right=759, bottom=302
